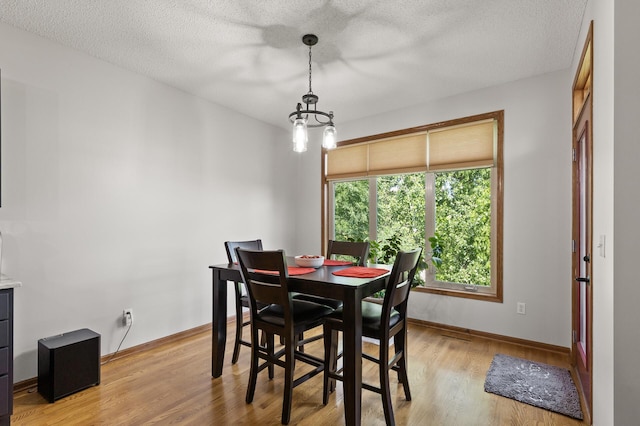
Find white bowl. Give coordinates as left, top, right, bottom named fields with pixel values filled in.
left=294, top=255, right=324, bottom=268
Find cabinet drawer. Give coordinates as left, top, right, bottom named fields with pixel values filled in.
left=0, top=374, right=8, bottom=416
left=0, top=348, right=7, bottom=376
left=0, top=321, right=8, bottom=348
left=0, top=293, right=8, bottom=321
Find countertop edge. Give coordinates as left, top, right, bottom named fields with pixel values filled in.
left=0, top=275, right=23, bottom=289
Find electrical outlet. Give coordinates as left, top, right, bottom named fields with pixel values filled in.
left=123, top=309, right=133, bottom=326
left=516, top=302, right=526, bottom=315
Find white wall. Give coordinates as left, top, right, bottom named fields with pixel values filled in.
left=296, top=70, right=573, bottom=347
left=581, top=1, right=640, bottom=423
left=0, top=23, right=296, bottom=382
left=291, top=139, right=324, bottom=255
left=612, top=1, right=640, bottom=423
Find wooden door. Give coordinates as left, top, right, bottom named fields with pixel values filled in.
left=571, top=21, right=593, bottom=423
left=573, top=110, right=592, bottom=413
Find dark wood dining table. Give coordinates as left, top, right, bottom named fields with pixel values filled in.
left=208, top=258, right=390, bottom=426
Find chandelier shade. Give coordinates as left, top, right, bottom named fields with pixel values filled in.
left=292, top=114, right=308, bottom=153
left=288, top=34, right=336, bottom=152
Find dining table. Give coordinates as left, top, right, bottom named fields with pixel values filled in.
left=208, top=257, right=390, bottom=426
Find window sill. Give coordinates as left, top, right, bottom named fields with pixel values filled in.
left=413, top=285, right=503, bottom=303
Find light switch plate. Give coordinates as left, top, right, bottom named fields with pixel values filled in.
left=598, top=234, right=606, bottom=257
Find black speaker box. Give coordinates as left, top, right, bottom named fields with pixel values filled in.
left=38, top=328, right=101, bottom=403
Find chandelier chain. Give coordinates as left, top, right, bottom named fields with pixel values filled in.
left=289, top=33, right=335, bottom=145
left=308, top=44, right=313, bottom=94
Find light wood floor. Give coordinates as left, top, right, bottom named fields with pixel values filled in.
left=12, top=321, right=587, bottom=425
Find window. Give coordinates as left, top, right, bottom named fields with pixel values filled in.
left=334, top=179, right=369, bottom=242
left=323, top=111, right=503, bottom=302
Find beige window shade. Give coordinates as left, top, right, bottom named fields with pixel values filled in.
left=427, top=120, right=495, bottom=170
left=369, top=134, right=427, bottom=174
left=326, top=117, right=497, bottom=180
left=326, top=135, right=427, bottom=180
left=326, top=144, right=368, bottom=178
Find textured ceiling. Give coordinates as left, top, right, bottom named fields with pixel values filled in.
left=0, top=0, right=587, bottom=130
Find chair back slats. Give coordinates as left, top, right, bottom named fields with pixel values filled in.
left=382, top=248, right=422, bottom=319
left=224, top=239, right=263, bottom=264
left=327, top=240, right=370, bottom=266
left=388, top=278, right=412, bottom=308
left=235, top=248, right=292, bottom=312
left=248, top=277, right=286, bottom=307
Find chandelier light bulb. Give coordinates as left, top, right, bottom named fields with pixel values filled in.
left=322, top=123, right=337, bottom=149
left=292, top=117, right=308, bottom=153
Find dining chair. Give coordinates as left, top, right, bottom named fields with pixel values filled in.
left=224, top=239, right=264, bottom=364
left=322, top=248, right=422, bottom=426
left=327, top=239, right=370, bottom=266
left=294, top=240, right=370, bottom=310
left=236, top=248, right=333, bottom=425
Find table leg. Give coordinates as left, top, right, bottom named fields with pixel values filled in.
left=212, top=268, right=227, bottom=377
left=341, top=293, right=363, bottom=426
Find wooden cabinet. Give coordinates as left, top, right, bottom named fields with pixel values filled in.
left=0, top=289, right=13, bottom=425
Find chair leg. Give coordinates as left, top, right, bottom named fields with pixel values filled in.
left=232, top=305, right=244, bottom=364
left=281, top=334, right=296, bottom=425
left=379, top=339, right=395, bottom=426
left=245, top=327, right=260, bottom=404
left=394, top=333, right=411, bottom=400
left=323, top=324, right=338, bottom=405
left=267, top=333, right=275, bottom=380
left=330, top=329, right=340, bottom=393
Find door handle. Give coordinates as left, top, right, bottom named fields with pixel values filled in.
left=575, top=276, right=590, bottom=283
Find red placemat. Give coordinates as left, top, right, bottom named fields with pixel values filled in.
left=254, top=266, right=316, bottom=276
left=323, top=259, right=354, bottom=266
left=332, top=266, right=389, bottom=278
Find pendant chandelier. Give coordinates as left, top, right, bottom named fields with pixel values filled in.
left=288, top=34, right=336, bottom=153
